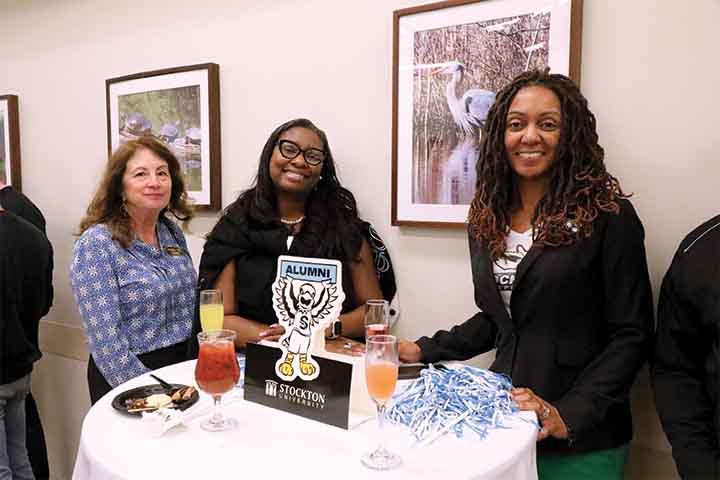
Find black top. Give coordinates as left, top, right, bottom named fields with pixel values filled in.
left=652, top=214, right=720, bottom=480
left=198, top=218, right=357, bottom=325
left=0, top=186, right=46, bottom=233
left=0, top=212, right=53, bottom=384
left=417, top=199, right=654, bottom=455
left=187, top=212, right=398, bottom=357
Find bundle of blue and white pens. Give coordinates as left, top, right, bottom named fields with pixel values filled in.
left=386, top=364, right=523, bottom=445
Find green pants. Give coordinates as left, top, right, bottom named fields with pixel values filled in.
left=537, top=445, right=628, bottom=480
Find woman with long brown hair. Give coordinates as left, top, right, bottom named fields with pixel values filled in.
left=399, top=70, right=653, bottom=479
left=70, top=136, right=195, bottom=404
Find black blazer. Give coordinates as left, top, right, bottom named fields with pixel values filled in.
left=417, top=199, right=654, bottom=454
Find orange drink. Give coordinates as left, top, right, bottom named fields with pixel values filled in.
left=362, top=334, right=401, bottom=470
left=199, top=290, right=224, bottom=332
left=366, top=361, right=398, bottom=403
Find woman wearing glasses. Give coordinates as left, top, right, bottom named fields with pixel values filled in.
left=190, top=118, right=382, bottom=351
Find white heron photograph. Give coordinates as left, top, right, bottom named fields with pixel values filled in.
left=412, top=10, right=550, bottom=206
left=392, top=0, right=582, bottom=226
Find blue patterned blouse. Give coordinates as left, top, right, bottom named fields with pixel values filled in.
left=69, top=220, right=195, bottom=387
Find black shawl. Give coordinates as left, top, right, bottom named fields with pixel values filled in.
left=187, top=212, right=396, bottom=357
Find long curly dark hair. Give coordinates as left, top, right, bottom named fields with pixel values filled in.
left=222, top=118, right=363, bottom=262
left=468, top=70, right=626, bottom=259
left=78, top=136, right=194, bottom=247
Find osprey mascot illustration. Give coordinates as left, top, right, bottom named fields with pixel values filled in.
left=272, top=257, right=344, bottom=381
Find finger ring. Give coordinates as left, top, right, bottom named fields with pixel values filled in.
left=541, top=406, right=550, bottom=419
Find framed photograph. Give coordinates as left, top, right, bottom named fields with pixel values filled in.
left=392, top=0, right=583, bottom=227
left=0, top=95, right=21, bottom=190
left=106, top=63, right=221, bottom=211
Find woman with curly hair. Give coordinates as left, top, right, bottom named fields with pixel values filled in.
left=399, top=71, right=653, bottom=479
left=70, top=136, right=195, bottom=404
left=190, top=118, right=382, bottom=353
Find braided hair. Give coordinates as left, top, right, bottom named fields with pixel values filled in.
left=468, top=70, right=626, bottom=259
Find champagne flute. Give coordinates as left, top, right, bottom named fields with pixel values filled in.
left=194, top=329, right=240, bottom=431
left=199, top=289, right=224, bottom=332
left=362, top=334, right=401, bottom=470
left=364, top=299, right=390, bottom=339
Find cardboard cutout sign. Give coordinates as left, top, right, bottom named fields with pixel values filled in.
left=272, top=256, right=345, bottom=382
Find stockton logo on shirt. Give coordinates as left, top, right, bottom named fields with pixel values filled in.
left=493, top=244, right=529, bottom=291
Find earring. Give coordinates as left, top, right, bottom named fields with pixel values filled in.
left=121, top=197, right=129, bottom=217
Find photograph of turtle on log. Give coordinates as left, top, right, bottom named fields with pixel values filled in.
left=106, top=63, right=221, bottom=210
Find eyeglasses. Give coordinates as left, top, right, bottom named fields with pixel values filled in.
left=276, top=139, right=326, bottom=166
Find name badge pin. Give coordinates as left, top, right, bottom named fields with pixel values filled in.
left=164, top=246, right=184, bottom=256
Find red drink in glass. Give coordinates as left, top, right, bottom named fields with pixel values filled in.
left=194, top=329, right=239, bottom=432
left=195, top=341, right=240, bottom=396
left=364, top=299, right=390, bottom=340
left=366, top=323, right=390, bottom=338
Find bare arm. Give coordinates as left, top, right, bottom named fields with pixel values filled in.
left=214, top=259, right=283, bottom=348
left=338, top=238, right=383, bottom=339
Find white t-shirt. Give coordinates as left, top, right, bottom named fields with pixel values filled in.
left=492, top=229, right=533, bottom=316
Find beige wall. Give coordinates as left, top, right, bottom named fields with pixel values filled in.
left=2, top=0, right=719, bottom=478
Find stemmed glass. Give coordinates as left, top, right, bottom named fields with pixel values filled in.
left=194, top=329, right=240, bottom=432
left=199, top=289, right=224, bottom=332
left=362, top=334, right=401, bottom=470
left=364, top=299, right=390, bottom=339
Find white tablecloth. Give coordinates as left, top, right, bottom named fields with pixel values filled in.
left=73, top=360, right=538, bottom=479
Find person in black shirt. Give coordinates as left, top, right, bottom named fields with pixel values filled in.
left=399, top=71, right=653, bottom=479
left=0, top=184, right=45, bottom=233
left=652, top=215, right=720, bottom=479
left=0, top=207, right=53, bottom=479
left=0, top=182, right=50, bottom=480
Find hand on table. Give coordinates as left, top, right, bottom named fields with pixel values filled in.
left=258, top=324, right=285, bottom=342
left=347, top=339, right=422, bottom=361
left=324, top=336, right=363, bottom=355
left=398, top=340, right=422, bottom=363
left=510, top=387, right=568, bottom=441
